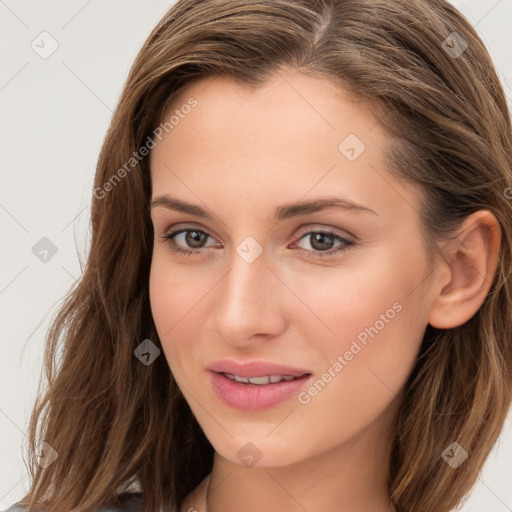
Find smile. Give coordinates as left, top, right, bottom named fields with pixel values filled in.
left=209, top=371, right=312, bottom=410
left=222, top=373, right=299, bottom=384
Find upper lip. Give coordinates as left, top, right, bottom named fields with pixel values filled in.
left=206, top=359, right=312, bottom=378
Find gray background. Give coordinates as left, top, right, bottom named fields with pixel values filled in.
left=1, top=1, right=511, bottom=510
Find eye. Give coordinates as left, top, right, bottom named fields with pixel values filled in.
left=160, top=226, right=356, bottom=258
left=161, top=228, right=218, bottom=256
left=292, top=229, right=356, bottom=258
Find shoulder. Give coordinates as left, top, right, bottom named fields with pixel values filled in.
left=2, top=492, right=144, bottom=512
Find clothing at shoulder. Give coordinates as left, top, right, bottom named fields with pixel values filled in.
left=2, top=492, right=144, bottom=512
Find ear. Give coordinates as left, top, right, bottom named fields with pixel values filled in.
left=428, top=210, right=501, bottom=329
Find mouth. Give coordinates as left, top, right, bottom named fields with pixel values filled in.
left=208, top=370, right=313, bottom=410
left=219, top=372, right=309, bottom=385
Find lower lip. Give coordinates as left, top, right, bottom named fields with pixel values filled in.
left=208, top=371, right=312, bottom=410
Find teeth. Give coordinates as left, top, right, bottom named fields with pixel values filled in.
left=223, top=373, right=298, bottom=385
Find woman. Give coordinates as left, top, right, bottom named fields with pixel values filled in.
left=6, top=0, right=512, bottom=511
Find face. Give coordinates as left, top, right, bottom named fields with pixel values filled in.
left=149, top=69, right=436, bottom=468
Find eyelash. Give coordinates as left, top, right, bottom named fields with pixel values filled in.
left=160, top=226, right=356, bottom=259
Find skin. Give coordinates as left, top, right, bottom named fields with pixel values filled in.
left=148, top=69, right=501, bottom=512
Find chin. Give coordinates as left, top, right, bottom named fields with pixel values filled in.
left=208, top=431, right=311, bottom=469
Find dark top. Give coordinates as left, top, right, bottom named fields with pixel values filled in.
left=2, top=492, right=145, bottom=512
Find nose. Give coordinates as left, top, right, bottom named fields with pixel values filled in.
left=211, top=245, right=286, bottom=346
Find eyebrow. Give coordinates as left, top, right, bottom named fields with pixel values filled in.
left=150, top=194, right=378, bottom=221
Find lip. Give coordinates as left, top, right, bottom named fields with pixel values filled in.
left=206, top=359, right=313, bottom=411
left=206, top=359, right=311, bottom=378
left=208, top=370, right=313, bottom=410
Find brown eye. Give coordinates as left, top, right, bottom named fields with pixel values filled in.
left=162, top=228, right=217, bottom=256
left=294, top=230, right=356, bottom=258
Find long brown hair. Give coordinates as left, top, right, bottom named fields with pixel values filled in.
left=14, top=1, right=512, bottom=511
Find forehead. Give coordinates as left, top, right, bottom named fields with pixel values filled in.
left=149, top=70, right=422, bottom=228
left=158, top=71, right=374, bottom=152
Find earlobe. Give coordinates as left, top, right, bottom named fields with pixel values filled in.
left=428, top=210, right=501, bottom=329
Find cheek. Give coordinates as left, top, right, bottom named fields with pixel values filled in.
left=149, top=252, right=203, bottom=328
left=149, top=257, right=190, bottom=366
left=313, top=236, right=428, bottom=352
left=149, top=255, right=213, bottom=376
left=291, top=249, right=427, bottom=434
left=149, top=257, right=177, bottom=337
left=288, top=252, right=413, bottom=350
